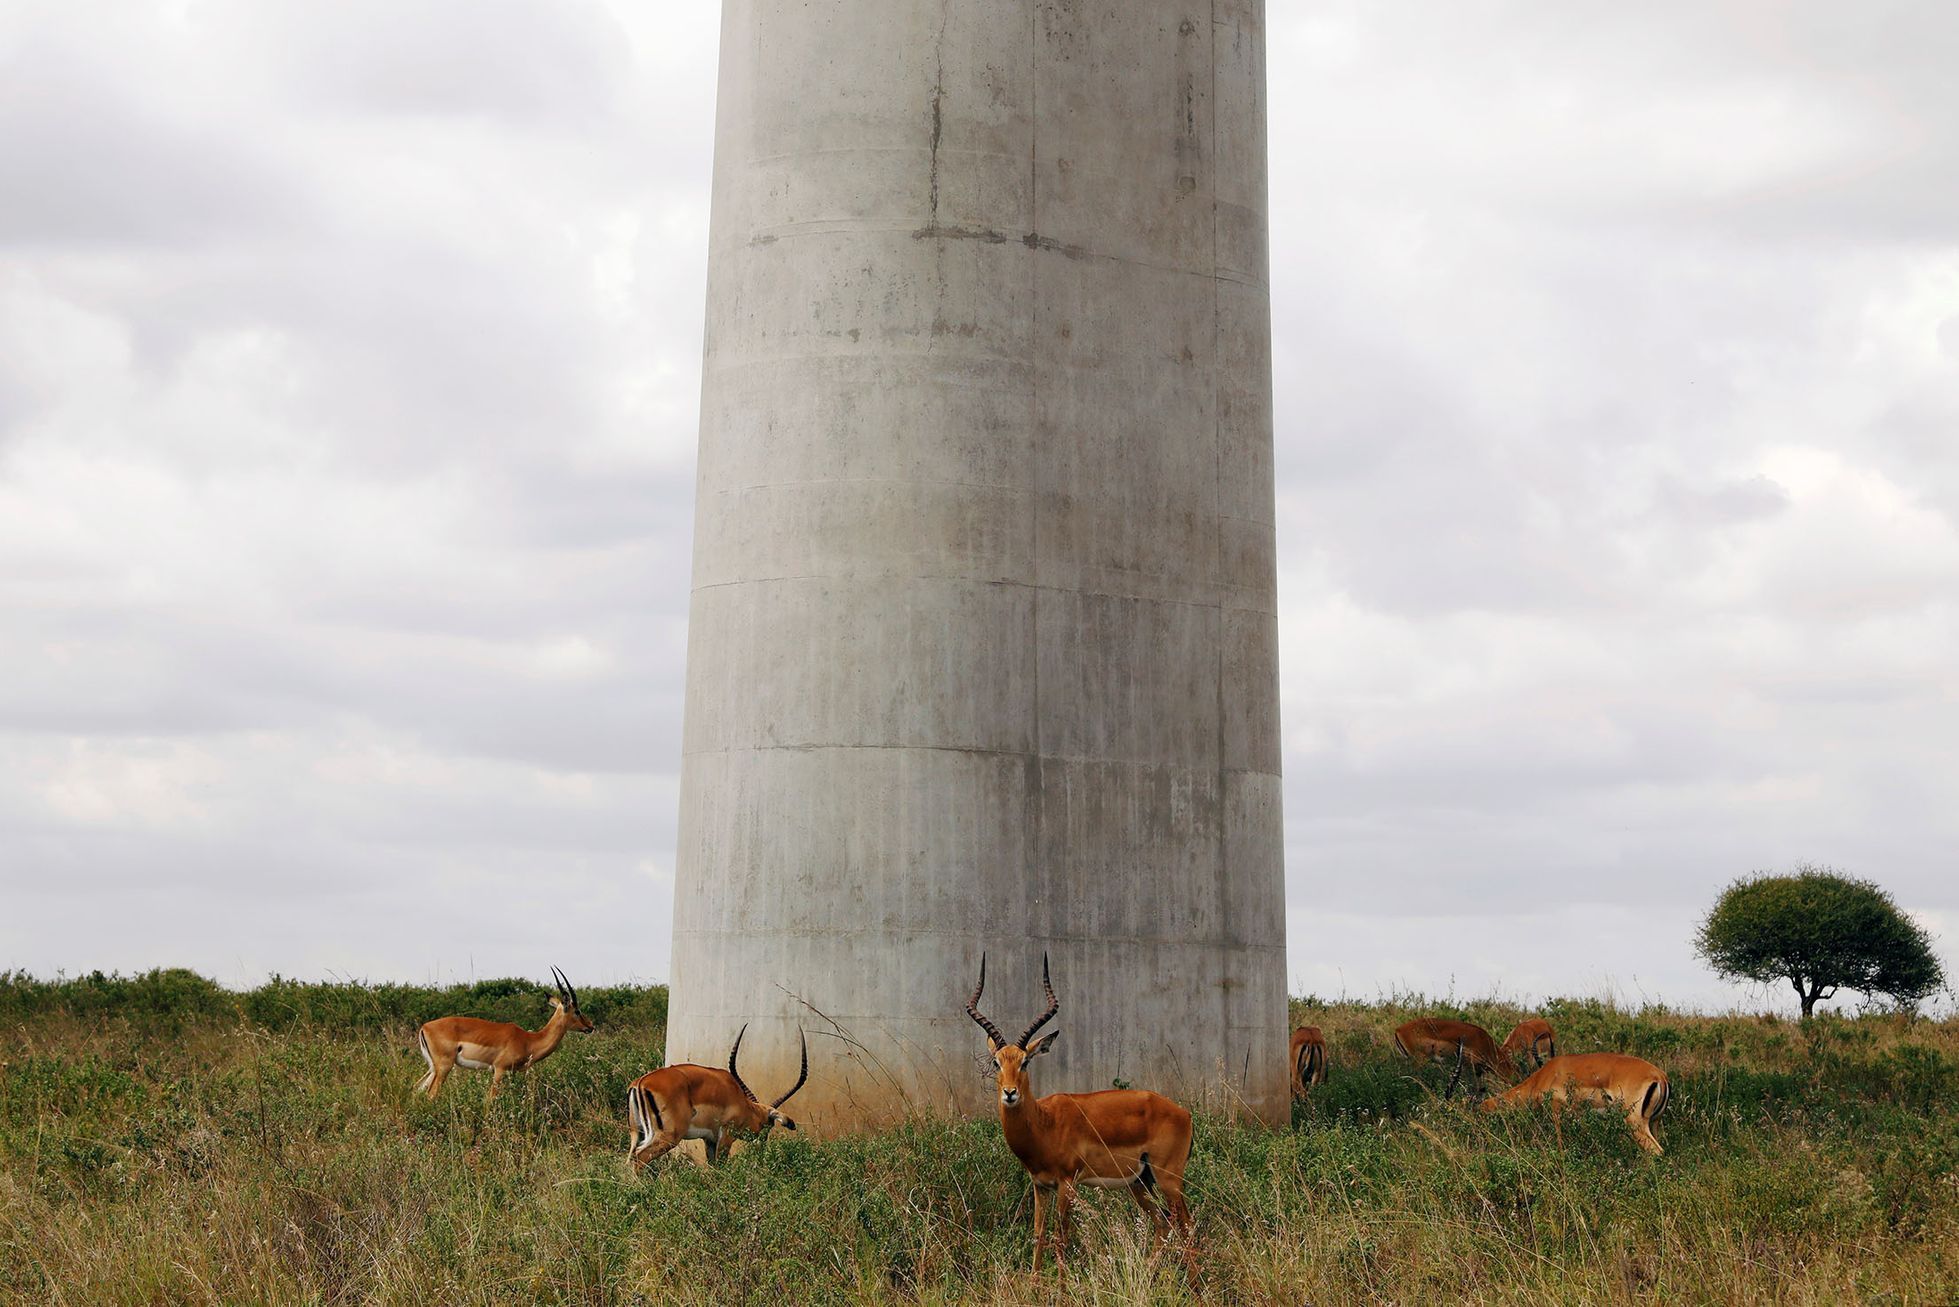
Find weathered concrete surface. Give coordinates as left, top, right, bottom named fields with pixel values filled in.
left=668, top=0, right=1285, bottom=1127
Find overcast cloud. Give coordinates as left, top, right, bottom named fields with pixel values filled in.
left=2, top=1, right=1953, bottom=1013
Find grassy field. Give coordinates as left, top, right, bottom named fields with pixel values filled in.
left=2, top=972, right=1956, bottom=1305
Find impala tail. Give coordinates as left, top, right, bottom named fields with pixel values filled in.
left=627, top=1084, right=664, bottom=1157
left=1643, top=1076, right=1669, bottom=1123
left=1299, top=1038, right=1326, bottom=1088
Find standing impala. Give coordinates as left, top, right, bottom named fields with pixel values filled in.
left=1501, top=1018, right=1558, bottom=1068
left=1289, top=1025, right=1328, bottom=1097
left=1392, top=1017, right=1519, bottom=1098
left=626, top=1025, right=809, bottom=1170
left=1479, top=1052, right=1670, bottom=1155
left=414, top=967, right=593, bottom=1100
left=965, top=954, right=1198, bottom=1287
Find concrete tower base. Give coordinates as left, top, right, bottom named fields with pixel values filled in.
left=668, top=0, right=1286, bottom=1128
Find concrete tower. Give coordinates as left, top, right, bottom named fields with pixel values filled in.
left=668, top=0, right=1285, bottom=1126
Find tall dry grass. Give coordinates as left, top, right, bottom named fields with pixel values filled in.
left=1, top=974, right=1954, bottom=1304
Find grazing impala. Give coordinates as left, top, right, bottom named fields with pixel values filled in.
left=966, top=954, right=1198, bottom=1287
left=1289, top=1026, right=1328, bottom=1097
left=414, top=967, right=593, bottom=1100
left=1501, top=1018, right=1558, bottom=1068
left=1392, top=1018, right=1519, bottom=1098
left=1479, top=1053, right=1670, bottom=1155
left=626, top=1025, right=809, bottom=1170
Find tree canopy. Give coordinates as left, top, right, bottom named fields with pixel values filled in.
left=1695, top=865, right=1945, bottom=1016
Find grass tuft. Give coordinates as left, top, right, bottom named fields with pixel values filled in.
left=0, top=975, right=1954, bottom=1303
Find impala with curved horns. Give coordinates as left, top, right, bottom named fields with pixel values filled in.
left=626, top=1024, right=809, bottom=1170
left=1479, top=1052, right=1670, bottom=1155
left=414, top=967, right=593, bottom=1100
left=1501, top=1018, right=1557, bottom=1068
left=1392, top=1017, right=1519, bottom=1098
left=966, top=953, right=1198, bottom=1287
left=1289, top=1026, right=1327, bottom=1098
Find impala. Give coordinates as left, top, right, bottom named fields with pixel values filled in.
left=966, top=953, right=1198, bottom=1287
left=1391, top=1017, right=1518, bottom=1098
left=414, top=967, right=593, bottom=1100
left=626, top=1024, right=810, bottom=1170
left=1501, top=1018, right=1558, bottom=1068
left=1289, top=1025, right=1327, bottom=1097
left=1478, top=1052, right=1670, bottom=1155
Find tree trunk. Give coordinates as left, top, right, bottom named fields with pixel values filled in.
left=1795, top=977, right=1835, bottom=1018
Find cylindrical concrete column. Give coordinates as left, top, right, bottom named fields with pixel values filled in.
left=668, top=0, right=1284, bottom=1127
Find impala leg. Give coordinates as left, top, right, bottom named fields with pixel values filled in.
left=1129, top=1176, right=1166, bottom=1239
left=487, top=1067, right=506, bottom=1101
left=1052, top=1178, right=1078, bottom=1268
left=1155, top=1165, right=1198, bottom=1291
left=1029, top=1183, right=1048, bottom=1273
left=1445, top=1042, right=1465, bottom=1099
left=630, top=1131, right=684, bottom=1173
left=414, top=1028, right=435, bottom=1097
left=1630, top=1112, right=1663, bottom=1155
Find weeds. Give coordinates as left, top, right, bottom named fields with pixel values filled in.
left=0, top=977, right=1953, bottom=1303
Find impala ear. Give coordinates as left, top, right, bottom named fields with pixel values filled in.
left=1026, top=1030, right=1059, bottom=1059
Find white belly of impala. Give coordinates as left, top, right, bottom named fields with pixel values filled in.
left=1083, top=1171, right=1141, bottom=1188
left=456, top=1053, right=492, bottom=1070
left=684, top=1125, right=720, bottom=1142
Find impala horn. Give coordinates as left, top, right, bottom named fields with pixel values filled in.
left=965, top=953, right=1009, bottom=1048
left=727, top=1023, right=758, bottom=1101
left=1016, top=953, right=1059, bottom=1050
left=550, top=966, right=577, bottom=1010
left=771, top=1028, right=810, bottom=1109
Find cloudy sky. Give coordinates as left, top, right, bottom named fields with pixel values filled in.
left=2, top=1, right=1953, bottom=1013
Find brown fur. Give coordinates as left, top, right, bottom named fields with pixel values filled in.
left=1479, top=1052, right=1670, bottom=1155
left=414, top=991, right=592, bottom=1100
left=989, top=1040, right=1197, bottom=1286
left=967, top=954, right=1198, bottom=1287
left=1289, top=1026, right=1328, bottom=1097
left=1501, top=1018, right=1558, bottom=1067
left=627, top=1028, right=807, bottom=1170
left=1392, top=1018, right=1519, bottom=1095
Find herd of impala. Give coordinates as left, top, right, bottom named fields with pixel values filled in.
left=1298, top=1014, right=1670, bottom=1155
left=414, top=961, right=1672, bottom=1281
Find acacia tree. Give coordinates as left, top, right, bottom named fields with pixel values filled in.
left=1696, top=864, right=1945, bottom=1017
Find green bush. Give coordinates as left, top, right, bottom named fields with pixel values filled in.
left=0, top=969, right=668, bottom=1037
